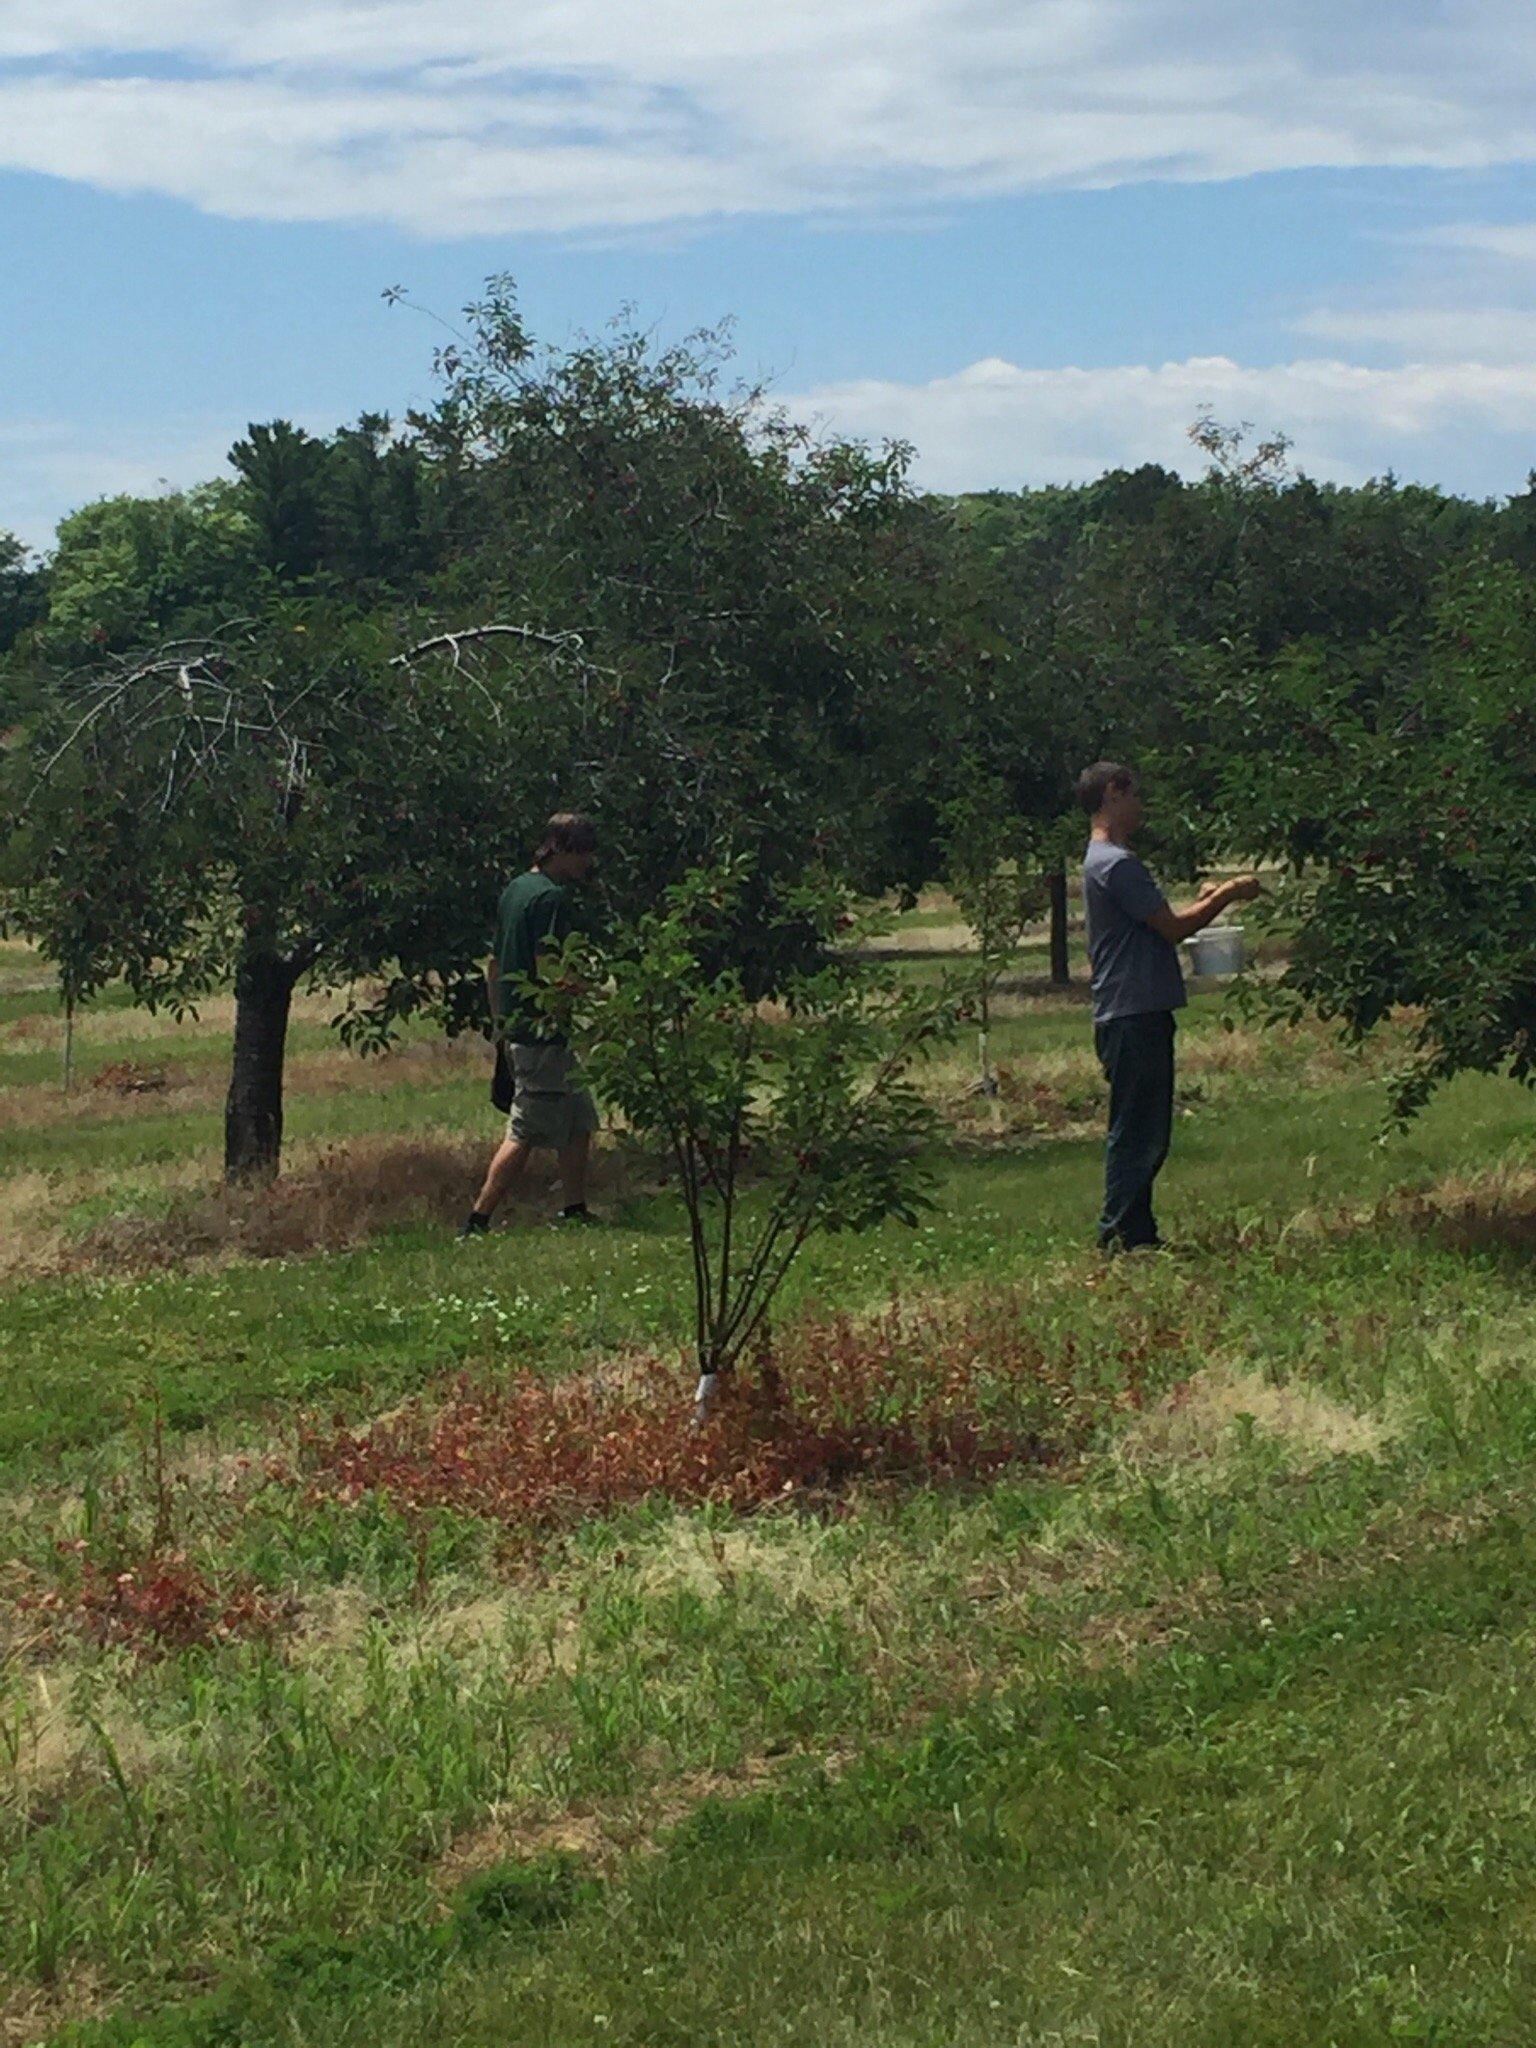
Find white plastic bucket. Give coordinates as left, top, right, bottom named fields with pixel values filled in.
left=1187, top=925, right=1244, bottom=978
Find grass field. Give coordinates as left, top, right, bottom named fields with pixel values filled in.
left=6, top=919, right=1536, bottom=2046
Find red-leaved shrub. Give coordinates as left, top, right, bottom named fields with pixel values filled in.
left=296, top=1291, right=1157, bottom=1537
left=19, top=1546, right=288, bottom=1655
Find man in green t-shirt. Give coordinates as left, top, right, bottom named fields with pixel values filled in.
left=458, top=812, right=600, bottom=1237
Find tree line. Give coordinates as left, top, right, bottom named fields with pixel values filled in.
left=4, top=276, right=1536, bottom=1178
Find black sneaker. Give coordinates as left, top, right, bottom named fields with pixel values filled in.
left=456, top=1211, right=492, bottom=1240
left=551, top=1203, right=599, bottom=1226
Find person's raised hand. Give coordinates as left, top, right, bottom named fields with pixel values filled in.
left=1227, top=874, right=1262, bottom=902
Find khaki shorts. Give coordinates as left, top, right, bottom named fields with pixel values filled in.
left=505, top=1042, right=600, bottom=1150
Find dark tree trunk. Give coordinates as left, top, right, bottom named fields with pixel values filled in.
left=225, top=953, right=296, bottom=1184
left=1048, top=866, right=1071, bottom=985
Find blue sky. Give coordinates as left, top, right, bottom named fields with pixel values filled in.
left=5, top=0, right=1536, bottom=548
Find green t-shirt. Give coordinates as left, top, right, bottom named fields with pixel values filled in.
left=494, top=869, right=574, bottom=1044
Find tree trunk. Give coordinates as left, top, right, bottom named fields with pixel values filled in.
left=225, top=953, right=296, bottom=1184
left=61, top=989, right=75, bottom=1097
left=978, top=972, right=997, bottom=1097
left=1048, top=867, right=1071, bottom=986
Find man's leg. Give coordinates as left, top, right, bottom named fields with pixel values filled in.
left=551, top=1069, right=600, bottom=1220
left=557, top=1131, right=591, bottom=1213
left=1097, top=1018, right=1133, bottom=1247
left=1097, top=1014, right=1170, bottom=1251
left=468, top=1136, right=531, bottom=1221
left=1135, top=1013, right=1176, bottom=1247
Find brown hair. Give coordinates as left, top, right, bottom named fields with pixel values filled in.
left=534, top=811, right=597, bottom=863
left=1074, top=761, right=1135, bottom=816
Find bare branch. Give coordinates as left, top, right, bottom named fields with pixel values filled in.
left=394, top=623, right=594, bottom=668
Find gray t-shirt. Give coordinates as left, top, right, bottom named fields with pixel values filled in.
left=1082, top=840, right=1186, bottom=1024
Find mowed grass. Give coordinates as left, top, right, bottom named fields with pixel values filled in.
left=5, top=926, right=1536, bottom=2045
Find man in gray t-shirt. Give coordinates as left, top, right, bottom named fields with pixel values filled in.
left=1078, top=762, right=1259, bottom=1251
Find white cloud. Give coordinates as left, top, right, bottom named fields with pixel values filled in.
left=12, top=343, right=1536, bottom=551
left=1, top=1, right=1535, bottom=233
left=1419, top=221, right=1536, bottom=265
left=1294, top=306, right=1536, bottom=365
left=783, top=354, right=1536, bottom=498
left=0, top=76, right=786, bottom=233
left=14, top=350, right=1535, bottom=552
left=1295, top=214, right=1536, bottom=365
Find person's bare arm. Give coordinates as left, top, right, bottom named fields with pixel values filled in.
left=1147, top=874, right=1260, bottom=945
left=485, top=956, right=502, bottom=1028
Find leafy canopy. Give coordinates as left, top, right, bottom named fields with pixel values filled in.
left=1191, top=555, right=1536, bottom=1117
left=0, top=607, right=565, bottom=1024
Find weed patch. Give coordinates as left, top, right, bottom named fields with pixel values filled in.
left=89, top=1060, right=184, bottom=1097
left=15, top=1546, right=289, bottom=1658
left=1376, top=1160, right=1536, bottom=1258
left=295, top=1292, right=1168, bottom=1539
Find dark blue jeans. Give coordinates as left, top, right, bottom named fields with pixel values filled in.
left=1094, top=1010, right=1176, bottom=1250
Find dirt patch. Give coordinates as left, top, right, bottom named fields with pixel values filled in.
left=3, top=1011, right=55, bottom=1043
left=1078, top=1578, right=1222, bottom=1667
left=434, top=1748, right=843, bottom=1891
left=90, top=1059, right=186, bottom=1096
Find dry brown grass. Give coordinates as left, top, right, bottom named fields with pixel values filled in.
left=1117, top=1362, right=1391, bottom=1475
left=63, top=1132, right=513, bottom=1272
left=1292, top=1159, right=1536, bottom=1263
left=0, top=1175, right=66, bottom=1284
left=633, top=1519, right=865, bottom=1616
left=0, top=1034, right=482, bottom=1137
left=867, top=920, right=980, bottom=955
left=10, top=989, right=342, bottom=1048
left=1, top=1011, right=55, bottom=1043
left=1, top=1669, right=179, bottom=1798
left=1383, top=1161, right=1536, bottom=1255
left=0, top=1970, right=105, bottom=2048
left=988, top=978, right=1094, bottom=1013
left=930, top=1015, right=1399, bottom=1147
left=0, top=1080, right=626, bottom=1282
left=57, top=1127, right=629, bottom=1278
